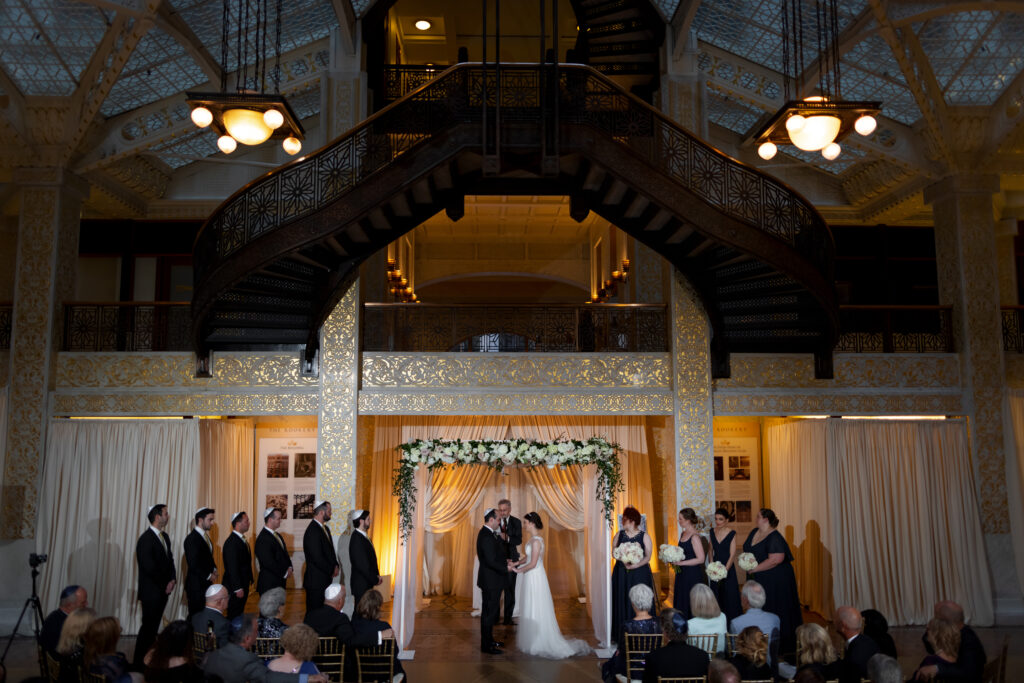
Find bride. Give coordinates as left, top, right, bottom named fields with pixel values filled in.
left=511, top=511, right=591, bottom=658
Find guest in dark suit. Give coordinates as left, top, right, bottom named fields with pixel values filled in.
left=496, top=499, right=522, bottom=625
left=835, top=606, right=879, bottom=680
left=302, top=500, right=338, bottom=614
left=41, top=585, right=88, bottom=653
left=918, top=600, right=986, bottom=682
left=641, top=608, right=710, bottom=683
left=348, top=509, right=382, bottom=606
left=191, top=584, right=231, bottom=649
left=862, top=609, right=898, bottom=659
left=305, top=584, right=387, bottom=681
left=353, top=589, right=406, bottom=682
left=477, top=507, right=506, bottom=654
left=222, top=511, right=254, bottom=620
left=203, top=612, right=327, bottom=683
left=134, top=504, right=177, bottom=666
left=256, top=507, right=292, bottom=595
left=184, top=507, right=218, bottom=617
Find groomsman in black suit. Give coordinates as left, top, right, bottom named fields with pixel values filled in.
left=348, top=509, right=382, bottom=605
left=302, top=499, right=339, bottom=614
left=184, top=506, right=218, bottom=617
left=496, top=498, right=522, bottom=625
left=255, top=507, right=293, bottom=595
left=477, top=508, right=507, bottom=654
left=222, top=511, right=254, bottom=620
left=133, top=504, right=176, bottom=666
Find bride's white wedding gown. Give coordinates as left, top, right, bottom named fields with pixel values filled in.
left=515, top=536, right=591, bottom=658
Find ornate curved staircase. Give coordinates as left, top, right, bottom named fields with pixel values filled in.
left=569, top=0, right=664, bottom=101
left=192, top=63, right=837, bottom=378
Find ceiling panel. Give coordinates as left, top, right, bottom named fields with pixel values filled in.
left=102, top=28, right=206, bottom=116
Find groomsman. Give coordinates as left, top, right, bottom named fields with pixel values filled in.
left=348, top=509, right=382, bottom=605
left=497, top=499, right=522, bottom=625
left=184, top=507, right=218, bottom=617
left=303, top=500, right=338, bottom=614
left=477, top=508, right=506, bottom=655
left=134, top=504, right=176, bottom=666
left=222, top=511, right=253, bottom=620
left=255, top=507, right=293, bottom=595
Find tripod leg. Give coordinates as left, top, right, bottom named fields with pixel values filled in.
left=0, top=597, right=35, bottom=667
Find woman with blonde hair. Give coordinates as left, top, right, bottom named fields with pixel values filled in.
left=793, top=623, right=848, bottom=680
left=55, top=607, right=96, bottom=683
left=912, top=618, right=961, bottom=681
left=83, top=617, right=140, bottom=683
left=267, top=624, right=320, bottom=675
left=727, top=626, right=772, bottom=680
left=686, top=583, right=726, bottom=653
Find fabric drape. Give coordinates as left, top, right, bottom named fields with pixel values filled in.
left=37, top=419, right=200, bottom=632
left=198, top=419, right=255, bottom=572
left=1005, top=391, right=1024, bottom=596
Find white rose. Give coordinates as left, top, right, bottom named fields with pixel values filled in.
left=497, top=444, right=508, bottom=456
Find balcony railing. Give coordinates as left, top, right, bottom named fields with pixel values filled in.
left=0, top=303, right=11, bottom=350
left=62, top=302, right=191, bottom=352
left=1002, top=307, right=1024, bottom=352
left=362, top=303, right=669, bottom=353
left=835, top=305, right=954, bottom=353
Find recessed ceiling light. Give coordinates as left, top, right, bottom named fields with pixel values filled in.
left=415, top=19, right=431, bottom=30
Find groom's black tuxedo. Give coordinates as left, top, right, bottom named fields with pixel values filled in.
left=498, top=515, right=522, bottom=622
left=477, top=525, right=506, bottom=650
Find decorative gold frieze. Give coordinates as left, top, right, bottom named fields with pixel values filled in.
left=361, top=353, right=671, bottom=389
left=57, top=352, right=317, bottom=388
left=714, top=392, right=962, bottom=415
left=52, top=392, right=319, bottom=416
left=716, top=353, right=961, bottom=389
left=357, top=391, right=673, bottom=414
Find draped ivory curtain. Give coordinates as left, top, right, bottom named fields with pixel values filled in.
left=764, top=418, right=994, bottom=625
left=198, top=418, right=256, bottom=573
left=37, top=419, right=201, bottom=632
left=1004, top=391, right=1024, bottom=596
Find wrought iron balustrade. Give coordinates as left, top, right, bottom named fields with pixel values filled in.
left=362, top=303, right=668, bottom=353
left=62, top=302, right=192, bottom=352
left=0, top=303, right=11, bottom=350
left=383, top=65, right=441, bottom=103
left=834, top=305, right=954, bottom=353
left=1002, top=307, right=1024, bottom=352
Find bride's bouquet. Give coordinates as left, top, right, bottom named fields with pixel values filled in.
left=706, top=560, right=727, bottom=582
left=738, top=552, right=758, bottom=572
left=658, top=544, right=685, bottom=572
left=613, top=541, right=644, bottom=566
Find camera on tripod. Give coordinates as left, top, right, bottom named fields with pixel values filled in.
left=29, top=553, right=47, bottom=568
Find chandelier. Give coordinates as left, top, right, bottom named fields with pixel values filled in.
left=752, top=0, right=880, bottom=161
left=186, top=0, right=304, bottom=156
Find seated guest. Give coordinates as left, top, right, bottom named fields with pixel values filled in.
left=794, top=666, right=826, bottom=683
left=352, top=589, right=406, bottom=682
left=304, top=584, right=388, bottom=647
left=143, top=620, right=204, bottom=683
left=41, top=585, right=88, bottom=653
left=192, top=584, right=231, bottom=649
left=912, top=618, right=960, bottom=681
left=641, top=608, right=709, bottom=683
left=867, top=653, right=902, bottom=683
left=708, top=659, right=741, bottom=683
left=782, top=623, right=853, bottom=682
left=727, top=626, right=772, bottom=680
left=730, top=581, right=780, bottom=663
left=55, top=607, right=96, bottom=683
left=687, top=583, right=727, bottom=653
left=862, top=609, right=898, bottom=659
left=258, top=588, right=289, bottom=639
left=601, top=583, right=660, bottom=683
left=918, top=600, right=986, bottom=682
left=83, top=616, right=140, bottom=683
left=267, top=624, right=320, bottom=676
left=202, top=613, right=326, bottom=683
left=835, top=605, right=879, bottom=679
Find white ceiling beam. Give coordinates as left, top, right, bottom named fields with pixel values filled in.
left=670, top=0, right=702, bottom=62
left=157, top=1, right=223, bottom=85
left=329, top=0, right=358, bottom=56
left=0, top=64, right=28, bottom=142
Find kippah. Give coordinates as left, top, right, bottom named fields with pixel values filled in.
left=148, top=504, right=158, bottom=515
left=195, top=507, right=213, bottom=517
left=205, top=584, right=224, bottom=598
left=324, top=584, right=342, bottom=600
left=264, top=507, right=275, bottom=519
left=350, top=509, right=368, bottom=522
left=484, top=508, right=495, bottom=518
left=231, top=511, right=244, bottom=523
left=314, top=499, right=328, bottom=509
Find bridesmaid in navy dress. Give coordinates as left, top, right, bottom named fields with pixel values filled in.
left=670, top=507, right=705, bottom=619
left=709, top=507, right=742, bottom=621
left=742, top=508, right=803, bottom=656
left=610, top=506, right=654, bottom=644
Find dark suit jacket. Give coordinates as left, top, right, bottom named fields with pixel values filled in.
left=223, top=532, right=253, bottom=595
left=40, top=609, right=67, bottom=653
left=255, top=528, right=292, bottom=594
left=184, top=529, right=217, bottom=597
left=303, top=605, right=376, bottom=647
left=137, top=528, right=176, bottom=603
left=476, top=526, right=506, bottom=592
left=349, top=531, right=380, bottom=601
left=202, top=643, right=303, bottom=683
left=302, top=521, right=337, bottom=596
left=844, top=633, right=880, bottom=676
left=641, top=641, right=710, bottom=683
left=191, top=607, right=231, bottom=649
left=499, top=515, right=522, bottom=562
left=924, top=625, right=986, bottom=681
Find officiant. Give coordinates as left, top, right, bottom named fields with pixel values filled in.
left=497, top=499, right=522, bottom=625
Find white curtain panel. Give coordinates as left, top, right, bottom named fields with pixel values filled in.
left=1004, top=390, right=1024, bottom=596
left=199, top=418, right=256, bottom=573
left=37, top=419, right=200, bottom=633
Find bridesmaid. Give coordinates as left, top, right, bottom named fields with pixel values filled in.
left=742, top=508, right=803, bottom=656
left=610, top=506, right=654, bottom=644
left=709, top=507, right=742, bottom=621
left=670, top=507, right=705, bottom=619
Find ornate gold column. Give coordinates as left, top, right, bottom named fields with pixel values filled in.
left=317, top=280, right=360, bottom=518
left=3, top=168, right=86, bottom=538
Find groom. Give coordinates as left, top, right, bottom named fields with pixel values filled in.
left=477, top=508, right=506, bottom=655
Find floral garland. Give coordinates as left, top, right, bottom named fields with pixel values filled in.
left=392, top=437, right=624, bottom=541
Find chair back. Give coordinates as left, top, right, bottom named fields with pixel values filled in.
left=192, top=631, right=215, bottom=660
left=656, top=678, right=706, bottom=683
left=686, top=633, right=718, bottom=658
left=313, top=637, right=345, bottom=682
left=624, top=632, right=663, bottom=681
left=724, top=633, right=738, bottom=656
left=983, top=635, right=1008, bottom=683
left=355, top=638, right=395, bottom=682
left=42, top=650, right=61, bottom=682
left=254, top=637, right=284, bottom=661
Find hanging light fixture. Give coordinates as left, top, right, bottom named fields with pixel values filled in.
left=751, top=0, right=880, bottom=161
left=186, top=0, right=305, bottom=156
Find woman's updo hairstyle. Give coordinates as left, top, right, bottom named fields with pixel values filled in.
left=679, top=507, right=699, bottom=526
left=621, top=506, right=641, bottom=527
left=524, top=511, right=543, bottom=530
left=760, top=507, right=780, bottom=528
left=714, top=507, right=734, bottom=522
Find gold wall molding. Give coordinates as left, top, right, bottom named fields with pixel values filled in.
left=714, top=392, right=962, bottom=415
left=358, top=390, right=673, bottom=415
left=52, top=392, right=319, bottom=416
left=716, top=353, right=961, bottom=389
left=56, top=352, right=317, bottom=388
left=361, top=353, right=671, bottom=389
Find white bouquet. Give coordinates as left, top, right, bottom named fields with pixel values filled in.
left=738, top=552, right=758, bottom=572
left=706, top=560, right=727, bottom=582
left=658, top=544, right=685, bottom=565
left=613, top=541, right=644, bottom=566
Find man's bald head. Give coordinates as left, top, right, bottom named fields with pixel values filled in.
left=934, top=600, right=965, bottom=626
left=835, top=605, right=863, bottom=638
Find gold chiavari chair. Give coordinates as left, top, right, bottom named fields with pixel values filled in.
left=44, top=650, right=60, bottom=683
left=685, top=633, right=718, bottom=659
left=657, top=677, right=707, bottom=683
left=192, top=631, right=215, bottom=661
left=355, top=637, right=396, bottom=682
left=983, top=635, right=1008, bottom=683
left=622, top=632, right=663, bottom=683
left=312, top=637, right=344, bottom=683
left=254, top=637, right=284, bottom=661
left=725, top=633, right=739, bottom=657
